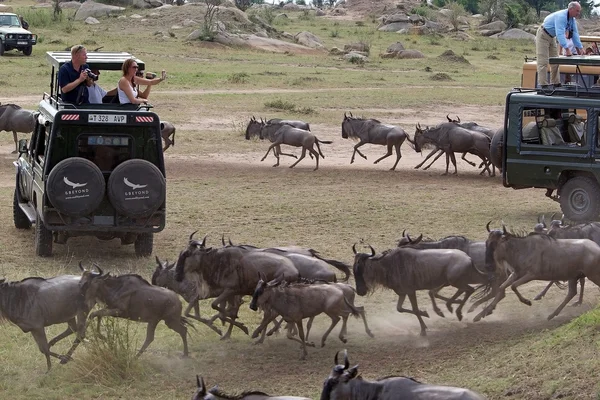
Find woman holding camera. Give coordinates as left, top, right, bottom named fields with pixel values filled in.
left=117, top=58, right=167, bottom=105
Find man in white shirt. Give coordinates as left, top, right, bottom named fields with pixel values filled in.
left=86, top=69, right=117, bottom=104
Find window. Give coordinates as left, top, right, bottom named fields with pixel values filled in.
left=77, top=134, right=133, bottom=172
left=521, top=106, right=587, bottom=147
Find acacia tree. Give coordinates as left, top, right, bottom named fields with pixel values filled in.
left=202, top=0, right=222, bottom=41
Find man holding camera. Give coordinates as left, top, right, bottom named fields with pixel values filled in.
left=86, top=69, right=117, bottom=104
left=58, top=44, right=90, bottom=104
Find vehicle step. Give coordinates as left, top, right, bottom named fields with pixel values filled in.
left=18, top=202, right=37, bottom=224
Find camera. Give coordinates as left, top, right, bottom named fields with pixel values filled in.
left=84, top=68, right=98, bottom=81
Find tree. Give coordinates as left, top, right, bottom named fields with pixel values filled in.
left=202, top=0, right=222, bottom=41
left=235, top=0, right=252, bottom=11
left=458, top=0, right=479, bottom=13
left=479, top=0, right=505, bottom=22
left=523, top=0, right=550, bottom=17
left=446, top=1, right=468, bottom=31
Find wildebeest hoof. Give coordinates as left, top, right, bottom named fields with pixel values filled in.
left=571, top=301, right=582, bottom=307
left=420, top=310, right=430, bottom=318
left=434, top=310, right=445, bottom=318
left=11, top=150, right=17, bottom=154
left=523, top=299, right=532, bottom=306
left=59, top=355, right=72, bottom=364
left=446, top=304, right=453, bottom=313
left=367, top=331, right=375, bottom=338
left=533, top=294, right=544, bottom=301
left=419, top=330, right=427, bottom=337
left=547, top=313, right=557, bottom=321
left=252, top=340, right=264, bottom=346
left=456, top=312, right=463, bottom=321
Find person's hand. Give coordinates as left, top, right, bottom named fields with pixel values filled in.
left=161, top=70, right=167, bottom=81
left=578, top=48, right=585, bottom=55
left=79, top=70, right=88, bottom=82
left=565, top=49, right=572, bottom=57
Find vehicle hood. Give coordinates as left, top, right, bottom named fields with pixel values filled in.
left=0, top=27, right=32, bottom=35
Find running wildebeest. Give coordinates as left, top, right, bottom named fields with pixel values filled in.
left=0, top=275, right=89, bottom=371
left=249, top=278, right=367, bottom=359
left=175, top=236, right=300, bottom=337
left=352, top=243, right=482, bottom=335
left=397, top=231, right=495, bottom=317
left=245, top=117, right=311, bottom=160
left=341, top=113, right=412, bottom=170
left=413, top=122, right=494, bottom=176
left=0, top=103, right=35, bottom=153
left=259, top=122, right=332, bottom=170
left=152, top=256, right=223, bottom=335
left=473, top=225, right=600, bottom=322
left=446, top=114, right=496, bottom=138
left=79, top=264, right=192, bottom=357
left=160, top=121, right=176, bottom=151
left=321, top=350, right=486, bottom=400
left=192, top=375, right=311, bottom=400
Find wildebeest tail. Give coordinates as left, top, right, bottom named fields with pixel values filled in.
left=316, top=138, right=333, bottom=144
left=404, top=133, right=415, bottom=149
left=315, top=255, right=352, bottom=282
left=181, top=316, right=197, bottom=332
left=470, top=282, right=492, bottom=302
left=172, top=126, right=176, bottom=147
left=343, top=296, right=361, bottom=317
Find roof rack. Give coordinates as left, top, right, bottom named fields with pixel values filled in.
left=46, top=51, right=145, bottom=71
left=544, top=56, right=600, bottom=97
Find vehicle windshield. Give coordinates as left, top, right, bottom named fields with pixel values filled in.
left=0, top=15, right=21, bottom=27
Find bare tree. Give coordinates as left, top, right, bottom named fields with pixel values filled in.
left=202, top=0, right=222, bottom=41
left=446, top=1, right=467, bottom=31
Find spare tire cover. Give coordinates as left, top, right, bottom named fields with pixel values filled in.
left=46, top=157, right=106, bottom=218
left=490, top=128, right=504, bottom=171
left=107, top=159, right=165, bottom=218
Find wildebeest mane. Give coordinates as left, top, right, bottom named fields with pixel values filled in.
left=0, top=280, right=39, bottom=324
left=207, top=388, right=269, bottom=399
left=343, top=117, right=382, bottom=141
left=377, top=375, right=421, bottom=383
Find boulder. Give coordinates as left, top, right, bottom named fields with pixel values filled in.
left=479, top=20, right=506, bottom=31
left=409, top=25, right=431, bottom=35
left=344, top=42, right=369, bottom=53
left=84, top=16, right=100, bottom=24
left=540, top=11, right=550, bottom=19
left=452, top=31, right=473, bottom=41
left=0, top=5, right=13, bottom=12
left=331, top=8, right=346, bottom=15
left=438, top=9, right=452, bottom=17
left=378, top=22, right=412, bottom=32
left=381, top=49, right=425, bottom=59
left=383, top=13, right=409, bottom=24
left=182, top=19, right=198, bottom=26
left=295, top=31, right=325, bottom=49
left=480, top=29, right=501, bottom=36
left=186, top=29, right=203, bottom=41
left=329, top=47, right=344, bottom=55
left=59, top=1, right=81, bottom=9
left=282, top=3, right=300, bottom=11
left=74, top=0, right=126, bottom=21
left=386, top=42, right=405, bottom=53
left=130, top=14, right=143, bottom=19
left=132, top=0, right=163, bottom=9
left=425, top=20, right=445, bottom=33
left=496, top=28, right=535, bottom=41
left=408, top=14, right=423, bottom=23
left=316, top=9, right=325, bottom=16
left=344, top=52, right=368, bottom=62
left=154, top=4, right=174, bottom=11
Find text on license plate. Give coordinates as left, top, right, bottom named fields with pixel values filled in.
left=18, top=41, right=28, bottom=45
left=88, top=114, right=127, bottom=124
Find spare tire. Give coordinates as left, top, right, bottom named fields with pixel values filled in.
left=107, top=159, right=165, bottom=218
left=490, top=128, right=504, bottom=171
left=46, top=157, right=106, bottom=218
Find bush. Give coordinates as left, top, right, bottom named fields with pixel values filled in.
left=227, top=73, right=249, bottom=84
left=264, top=99, right=296, bottom=112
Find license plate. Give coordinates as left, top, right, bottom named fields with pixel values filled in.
left=88, top=114, right=127, bottom=124
left=17, top=41, right=27, bottom=45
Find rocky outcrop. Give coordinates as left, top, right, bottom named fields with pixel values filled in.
left=295, top=31, right=325, bottom=49
left=495, top=28, right=535, bottom=40
left=74, top=0, right=125, bottom=21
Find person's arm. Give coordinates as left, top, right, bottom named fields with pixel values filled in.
left=60, top=69, right=88, bottom=94
left=118, top=78, right=147, bottom=104
left=105, top=87, right=117, bottom=96
left=571, top=22, right=584, bottom=54
left=134, top=76, right=165, bottom=86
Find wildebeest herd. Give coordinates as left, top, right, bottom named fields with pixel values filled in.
left=245, top=114, right=500, bottom=174
left=2, top=214, right=600, bottom=398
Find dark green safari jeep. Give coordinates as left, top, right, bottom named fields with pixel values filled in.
left=13, top=51, right=166, bottom=257
left=494, top=56, right=600, bottom=222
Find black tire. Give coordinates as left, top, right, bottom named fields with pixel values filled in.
left=559, top=176, right=600, bottom=222
left=107, top=160, right=166, bottom=218
left=23, top=46, right=32, bottom=56
left=0, top=40, right=4, bottom=56
left=490, top=128, right=504, bottom=171
left=35, top=213, right=53, bottom=257
left=46, top=157, right=106, bottom=218
left=13, top=189, right=32, bottom=229
left=134, top=233, right=153, bottom=257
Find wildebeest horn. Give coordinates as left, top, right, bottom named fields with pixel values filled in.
left=486, top=220, right=492, bottom=232
left=550, top=212, right=557, bottom=221
left=94, top=264, right=104, bottom=275
left=189, top=230, right=198, bottom=241
left=349, top=111, right=353, bottom=117
left=368, top=245, right=375, bottom=256
left=228, top=238, right=233, bottom=246
left=402, top=229, right=406, bottom=237
left=201, top=235, right=207, bottom=248
left=446, top=114, right=452, bottom=122
left=502, top=224, right=508, bottom=234
left=561, top=214, right=565, bottom=224
left=221, top=234, right=226, bottom=246
left=343, top=349, right=349, bottom=369
left=541, top=214, right=547, bottom=227
left=352, top=243, right=358, bottom=255
left=197, top=375, right=206, bottom=394
left=78, top=262, right=85, bottom=272
left=456, top=115, right=460, bottom=123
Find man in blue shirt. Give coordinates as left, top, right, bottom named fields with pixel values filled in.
left=536, top=1, right=584, bottom=87
left=57, top=45, right=90, bottom=104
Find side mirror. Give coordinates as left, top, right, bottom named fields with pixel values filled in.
left=18, top=139, right=28, bottom=155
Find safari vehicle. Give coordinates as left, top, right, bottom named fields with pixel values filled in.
left=13, top=51, right=166, bottom=257
left=496, top=56, right=600, bottom=222
left=521, top=35, right=600, bottom=89
left=0, top=12, right=36, bottom=56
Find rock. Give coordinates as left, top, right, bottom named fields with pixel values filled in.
left=149, top=12, right=159, bottom=17
left=540, top=10, right=550, bottom=19
left=331, top=8, right=346, bottom=15
left=383, top=13, right=409, bottom=24
left=329, top=47, right=344, bottom=55
left=316, top=9, right=325, bottom=16
left=74, top=1, right=126, bottom=21
left=182, top=19, right=197, bottom=26
left=282, top=3, right=300, bottom=10
left=479, top=20, right=506, bottom=31
left=496, top=28, right=535, bottom=41
left=381, top=49, right=425, bottom=59
left=378, top=22, right=412, bottom=32
left=154, top=4, right=174, bottom=11
left=295, top=31, right=325, bottom=49
left=409, top=25, right=431, bottom=35
left=452, top=31, right=473, bottom=40
left=59, top=1, right=81, bottom=9
left=408, top=14, right=423, bottom=23
left=345, top=42, right=369, bottom=53
left=472, top=14, right=483, bottom=18
left=0, top=4, right=13, bottom=12
left=480, top=29, right=501, bottom=36
left=425, top=20, right=445, bottom=33
left=281, top=32, right=294, bottom=40
left=386, top=42, right=405, bottom=53
left=457, top=16, right=469, bottom=25
left=438, top=49, right=469, bottom=63
left=130, top=14, right=143, bottom=19
left=84, top=16, right=100, bottom=24
left=344, top=52, right=368, bottom=62
left=438, top=9, right=452, bottom=17
left=31, top=3, right=52, bottom=8
left=170, top=25, right=182, bottom=30
left=132, top=0, right=162, bottom=9
left=186, top=29, right=202, bottom=41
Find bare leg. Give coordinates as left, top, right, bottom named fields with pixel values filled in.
left=289, top=147, right=307, bottom=169
left=453, top=285, right=475, bottom=321
left=460, top=152, right=476, bottom=166
left=12, top=131, right=18, bottom=154
left=48, top=319, right=77, bottom=347
left=356, top=306, right=374, bottom=338
left=547, top=279, right=579, bottom=320
left=31, top=329, right=70, bottom=371
left=428, top=288, right=445, bottom=317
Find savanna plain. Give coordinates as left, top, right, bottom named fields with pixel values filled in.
left=1, top=1, right=599, bottom=399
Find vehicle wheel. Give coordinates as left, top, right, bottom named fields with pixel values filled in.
left=0, top=40, right=4, bottom=56
left=35, top=213, right=53, bottom=257
left=13, top=189, right=32, bottom=229
left=134, top=233, right=153, bottom=257
left=23, top=46, right=32, bottom=56
left=490, top=128, right=504, bottom=171
left=559, top=176, right=600, bottom=222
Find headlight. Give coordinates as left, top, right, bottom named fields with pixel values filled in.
left=7, top=34, right=14, bottom=39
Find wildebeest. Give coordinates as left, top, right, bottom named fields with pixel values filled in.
left=413, top=122, right=494, bottom=176
left=341, top=113, right=412, bottom=170
left=446, top=114, right=496, bottom=138
left=397, top=231, right=494, bottom=317
left=175, top=237, right=300, bottom=336
left=0, top=275, right=89, bottom=370
left=249, top=279, right=366, bottom=359
left=321, top=350, right=486, bottom=400
left=160, top=121, right=176, bottom=151
left=79, top=264, right=191, bottom=357
left=352, top=243, right=482, bottom=335
left=0, top=103, right=35, bottom=153
left=473, top=225, right=600, bottom=322
left=245, top=117, right=311, bottom=160
left=192, top=375, right=311, bottom=400
left=151, top=256, right=223, bottom=335
left=259, top=122, right=332, bottom=170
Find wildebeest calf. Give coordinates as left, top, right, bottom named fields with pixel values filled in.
left=193, top=375, right=311, bottom=400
